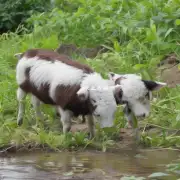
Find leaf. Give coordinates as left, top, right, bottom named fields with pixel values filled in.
left=113, top=41, right=121, bottom=52
left=175, top=19, right=180, bottom=26
left=148, top=172, right=169, bottom=178
left=165, top=28, right=173, bottom=38
left=178, top=64, right=180, bottom=70
left=132, top=113, right=138, bottom=128
left=133, top=64, right=147, bottom=70
left=176, top=113, right=180, bottom=121
left=150, top=19, right=156, bottom=33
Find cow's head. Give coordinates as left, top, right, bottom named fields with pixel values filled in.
left=76, top=84, right=122, bottom=128
left=108, top=72, right=167, bottom=118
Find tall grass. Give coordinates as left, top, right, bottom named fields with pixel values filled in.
left=0, top=0, right=180, bottom=151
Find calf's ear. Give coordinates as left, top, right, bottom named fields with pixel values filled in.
left=142, top=80, right=167, bottom=91
left=77, top=87, right=89, bottom=101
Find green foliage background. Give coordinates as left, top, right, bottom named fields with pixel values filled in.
left=0, top=0, right=52, bottom=33
left=0, top=0, right=180, bottom=150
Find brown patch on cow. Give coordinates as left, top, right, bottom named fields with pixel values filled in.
left=20, top=81, right=55, bottom=105
left=20, top=66, right=55, bottom=104
left=22, top=49, right=94, bottom=74
left=54, top=85, right=96, bottom=117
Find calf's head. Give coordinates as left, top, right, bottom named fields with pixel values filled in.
left=108, top=72, right=167, bottom=118
left=76, top=85, right=121, bottom=128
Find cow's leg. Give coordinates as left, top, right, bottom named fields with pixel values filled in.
left=123, top=105, right=140, bottom=142
left=17, top=87, right=27, bottom=126
left=123, top=105, right=133, bottom=128
left=87, top=115, right=95, bottom=139
left=57, top=107, right=72, bottom=133
left=31, top=95, right=44, bottom=121
left=55, top=106, right=60, bottom=117
left=81, top=115, right=86, bottom=123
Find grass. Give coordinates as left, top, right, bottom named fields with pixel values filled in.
left=0, top=0, right=180, bottom=152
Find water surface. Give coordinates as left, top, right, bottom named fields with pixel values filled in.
left=0, top=149, right=179, bottom=180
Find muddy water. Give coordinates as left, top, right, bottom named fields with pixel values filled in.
left=0, top=149, right=179, bottom=180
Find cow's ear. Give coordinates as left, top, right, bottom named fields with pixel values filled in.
left=108, top=72, right=115, bottom=80
left=77, top=87, right=89, bottom=101
left=111, top=85, right=123, bottom=104
left=14, top=53, right=23, bottom=59
left=142, top=80, right=167, bottom=91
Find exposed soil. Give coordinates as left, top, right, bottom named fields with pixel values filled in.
left=71, top=122, right=143, bottom=150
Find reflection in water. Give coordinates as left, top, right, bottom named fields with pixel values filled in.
left=0, top=149, right=179, bottom=180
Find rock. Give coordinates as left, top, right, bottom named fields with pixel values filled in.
left=157, top=53, right=180, bottom=88
left=55, top=44, right=108, bottom=58
left=157, top=53, right=180, bottom=67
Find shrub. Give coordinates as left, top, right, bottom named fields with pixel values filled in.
left=0, top=0, right=52, bottom=33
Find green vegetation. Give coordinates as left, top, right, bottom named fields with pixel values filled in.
left=0, top=0, right=180, bottom=152
left=0, top=0, right=52, bottom=33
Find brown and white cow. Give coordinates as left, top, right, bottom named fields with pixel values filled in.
left=15, top=49, right=121, bottom=138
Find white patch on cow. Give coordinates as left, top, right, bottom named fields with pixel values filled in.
left=106, top=79, right=115, bottom=86
left=120, top=78, right=147, bottom=99
left=79, top=73, right=118, bottom=128
left=16, top=57, right=33, bottom=84
left=16, top=57, right=84, bottom=86
left=81, top=73, right=108, bottom=88
left=89, top=87, right=117, bottom=128
left=30, top=59, right=84, bottom=87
